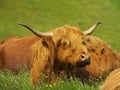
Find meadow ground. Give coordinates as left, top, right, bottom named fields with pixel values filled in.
left=0, top=70, right=101, bottom=90
left=0, top=0, right=120, bottom=90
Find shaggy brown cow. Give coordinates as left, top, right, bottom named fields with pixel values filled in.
left=74, top=35, right=120, bottom=80
left=0, top=23, right=100, bottom=86
left=100, top=69, right=120, bottom=90
left=1, top=22, right=120, bottom=82
left=0, top=23, right=99, bottom=72
left=17, top=23, right=100, bottom=87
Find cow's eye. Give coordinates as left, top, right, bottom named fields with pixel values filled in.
left=63, top=42, right=67, bottom=46
left=62, top=40, right=71, bottom=47
left=82, top=41, right=86, bottom=45
left=63, top=42, right=70, bottom=48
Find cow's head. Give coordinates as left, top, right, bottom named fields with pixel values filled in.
left=17, top=22, right=101, bottom=67
left=52, top=26, right=91, bottom=67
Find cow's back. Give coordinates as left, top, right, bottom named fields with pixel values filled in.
left=0, top=37, right=18, bottom=44
left=0, top=36, right=39, bottom=72
left=86, top=36, right=117, bottom=77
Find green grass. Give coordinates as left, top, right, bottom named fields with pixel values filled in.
left=0, top=70, right=101, bottom=90
left=0, top=71, right=30, bottom=90
left=0, top=0, right=120, bottom=90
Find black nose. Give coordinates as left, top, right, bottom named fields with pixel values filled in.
left=76, top=56, right=91, bottom=67
left=85, top=56, right=90, bottom=64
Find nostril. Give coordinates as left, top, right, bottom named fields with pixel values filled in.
left=81, top=55, right=85, bottom=58
left=81, top=54, right=86, bottom=61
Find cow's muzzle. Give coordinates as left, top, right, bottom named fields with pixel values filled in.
left=76, top=56, right=90, bottom=67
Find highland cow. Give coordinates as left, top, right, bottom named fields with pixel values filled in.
left=17, top=23, right=98, bottom=87
left=0, top=22, right=100, bottom=86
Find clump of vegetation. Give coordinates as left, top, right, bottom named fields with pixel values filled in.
left=0, top=70, right=101, bottom=90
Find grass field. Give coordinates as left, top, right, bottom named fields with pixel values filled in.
left=0, top=0, right=120, bottom=90
left=0, top=70, right=101, bottom=90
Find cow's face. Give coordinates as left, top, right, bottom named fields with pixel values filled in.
left=53, top=26, right=90, bottom=67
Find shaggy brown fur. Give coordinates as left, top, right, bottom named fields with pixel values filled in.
left=100, top=69, right=120, bottom=90
left=74, top=36, right=120, bottom=80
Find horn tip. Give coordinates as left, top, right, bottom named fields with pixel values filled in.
left=97, top=22, right=102, bottom=25
left=16, top=22, right=23, bottom=25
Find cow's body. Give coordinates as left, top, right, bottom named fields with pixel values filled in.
left=0, top=36, right=39, bottom=71
left=86, top=36, right=120, bottom=77
left=74, top=36, right=120, bottom=79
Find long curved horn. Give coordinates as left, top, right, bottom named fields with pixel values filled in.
left=83, top=22, right=102, bottom=35
left=16, top=22, right=53, bottom=37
